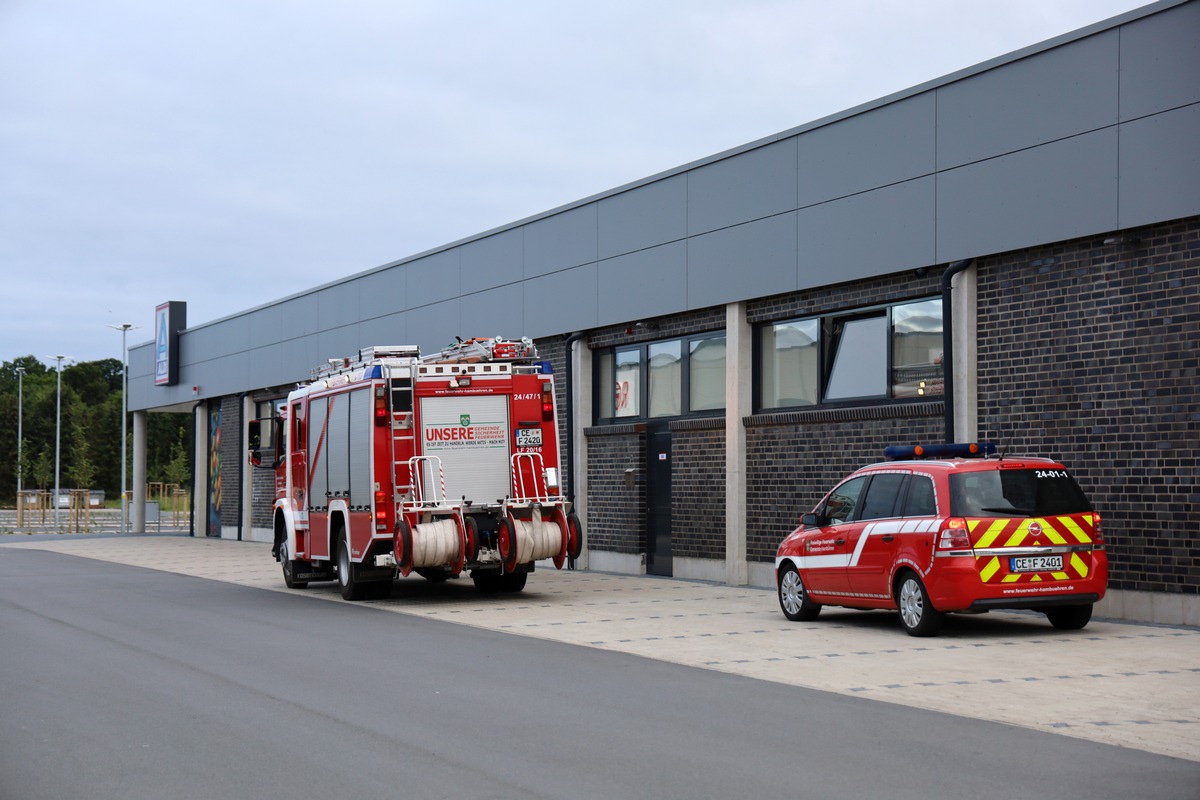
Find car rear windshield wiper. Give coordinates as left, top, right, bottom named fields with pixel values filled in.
left=980, top=506, right=1034, bottom=516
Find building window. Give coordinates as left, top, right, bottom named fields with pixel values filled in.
left=594, top=332, right=725, bottom=423
left=825, top=314, right=888, bottom=401
left=756, top=296, right=942, bottom=410
left=689, top=336, right=726, bottom=412
left=891, top=298, right=944, bottom=398
left=648, top=341, right=682, bottom=418
left=759, top=319, right=819, bottom=408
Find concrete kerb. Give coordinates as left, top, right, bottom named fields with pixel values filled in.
left=3, top=534, right=1198, bottom=763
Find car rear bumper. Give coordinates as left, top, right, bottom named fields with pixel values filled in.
left=967, top=592, right=1102, bottom=611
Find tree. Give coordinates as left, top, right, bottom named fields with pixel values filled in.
left=163, top=426, right=192, bottom=488
left=1, top=355, right=193, bottom=505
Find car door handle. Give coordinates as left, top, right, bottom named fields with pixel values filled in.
left=834, top=539, right=845, bottom=545
left=881, top=535, right=895, bottom=542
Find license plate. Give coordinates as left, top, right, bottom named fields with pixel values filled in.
left=1010, top=555, right=1063, bottom=573
left=515, top=428, right=542, bottom=447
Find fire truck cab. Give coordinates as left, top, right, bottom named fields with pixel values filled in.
left=250, top=338, right=583, bottom=600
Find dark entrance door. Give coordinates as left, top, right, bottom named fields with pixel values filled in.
left=646, top=420, right=672, bottom=576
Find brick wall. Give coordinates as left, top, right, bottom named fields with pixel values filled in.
left=745, top=404, right=944, bottom=562
left=584, top=424, right=646, bottom=554
left=670, top=417, right=726, bottom=560
left=976, top=217, right=1200, bottom=595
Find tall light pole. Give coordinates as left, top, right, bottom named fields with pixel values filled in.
left=15, top=366, right=25, bottom=507
left=49, top=355, right=68, bottom=528
left=107, top=324, right=138, bottom=534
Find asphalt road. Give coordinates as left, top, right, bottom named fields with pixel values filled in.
left=2, top=547, right=1197, bottom=800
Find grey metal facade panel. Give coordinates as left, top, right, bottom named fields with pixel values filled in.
left=316, top=282, right=360, bottom=327
left=522, top=263, right=599, bottom=337
left=686, top=139, right=797, bottom=237
left=459, top=283, right=524, bottom=338
left=597, top=174, right=688, bottom=260
left=935, top=29, right=1119, bottom=171
left=797, top=178, right=935, bottom=288
left=403, top=249, right=461, bottom=308
left=1119, top=0, right=1200, bottom=121
left=405, top=299, right=462, bottom=354
left=248, top=304, right=283, bottom=346
left=460, top=228, right=523, bottom=291
left=317, top=323, right=364, bottom=362
left=597, top=241, right=688, bottom=325
left=935, top=128, right=1119, bottom=261
left=358, top=266, right=406, bottom=321
left=280, top=334, right=323, bottom=381
left=797, top=94, right=935, bottom=207
left=185, top=314, right=250, bottom=359
left=358, top=312, right=407, bottom=350
left=1118, top=104, right=1200, bottom=228
left=686, top=213, right=798, bottom=309
left=276, top=294, right=320, bottom=340
left=523, top=204, right=598, bottom=278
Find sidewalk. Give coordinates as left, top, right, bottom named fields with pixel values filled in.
left=3, top=533, right=1198, bottom=763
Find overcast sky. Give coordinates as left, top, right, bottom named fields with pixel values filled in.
left=1, top=0, right=1151, bottom=367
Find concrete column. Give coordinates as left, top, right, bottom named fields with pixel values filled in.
left=570, top=339, right=592, bottom=569
left=951, top=267, right=979, bottom=442
left=194, top=404, right=209, bottom=537
left=725, top=302, right=751, bottom=586
left=131, top=410, right=147, bottom=533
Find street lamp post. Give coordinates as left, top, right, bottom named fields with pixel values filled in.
left=107, top=324, right=137, bottom=534
left=15, top=366, right=25, bottom=522
left=50, top=355, right=68, bottom=528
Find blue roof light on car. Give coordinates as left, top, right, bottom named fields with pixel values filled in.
left=884, top=442, right=997, bottom=460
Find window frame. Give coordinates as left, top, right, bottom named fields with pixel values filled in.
left=593, top=331, right=727, bottom=424
left=755, top=296, right=943, bottom=412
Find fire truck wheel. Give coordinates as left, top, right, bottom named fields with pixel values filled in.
left=566, top=512, right=584, bottom=561
left=463, top=516, right=479, bottom=563
left=777, top=563, right=819, bottom=622
left=896, top=571, right=944, bottom=637
left=337, top=531, right=369, bottom=602
left=1045, top=604, right=1093, bottom=630
left=280, top=541, right=308, bottom=590
left=500, top=570, right=527, bottom=593
left=471, top=570, right=503, bottom=594
left=394, top=519, right=414, bottom=572
left=497, top=519, right=518, bottom=573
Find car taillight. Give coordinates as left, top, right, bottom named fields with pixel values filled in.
left=1093, top=513, right=1104, bottom=545
left=375, top=490, right=388, bottom=524
left=541, top=382, right=554, bottom=421
left=938, top=518, right=971, bottom=550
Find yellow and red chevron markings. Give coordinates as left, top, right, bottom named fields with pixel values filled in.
left=968, top=514, right=1099, bottom=584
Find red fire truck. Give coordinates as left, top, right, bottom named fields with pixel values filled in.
left=250, top=338, right=583, bottom=600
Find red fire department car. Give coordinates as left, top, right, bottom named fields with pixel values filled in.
left=775, top=443, right=1108, bottom=636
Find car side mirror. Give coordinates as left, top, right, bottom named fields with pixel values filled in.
left=801, top=512, right=826, bottom=528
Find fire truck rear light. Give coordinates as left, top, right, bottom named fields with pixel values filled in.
left=374, top=385, right=388, bottom=426
left=1093, top=513, right=1104, bottom=545
left=938, top=518, right=971, bottom=550
left=541, top=385, right=554, bottom=420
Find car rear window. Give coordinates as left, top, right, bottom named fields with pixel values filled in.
left=950, top=468, right=1092, bottom=517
